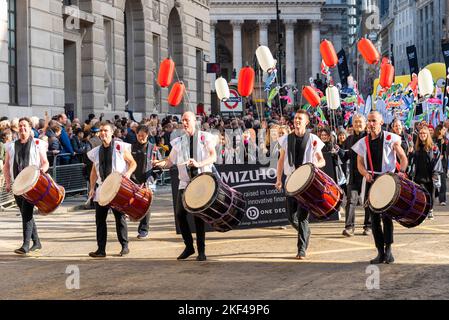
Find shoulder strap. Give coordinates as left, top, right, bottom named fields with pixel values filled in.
left=365, top=136, right=374, bottom=175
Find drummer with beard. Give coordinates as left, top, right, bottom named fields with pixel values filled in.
left=87, top=122, right=137, bottom=258
left=352, top=111, right=408, bottom=264
left=275, top=110, right=325, bottom=260
left=3, top=117, right=49, bottom=255
left=152, top=111, right=217, bottom=261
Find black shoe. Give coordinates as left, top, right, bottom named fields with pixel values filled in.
left=196, top=253, right=207, bottom=261
left=14, top=247, right=29, bottom=255
left=89, top=250, right=106, bottom=258
left=119, top=247, right=130, bottom=256
left=385, top=247, right=395, bottom=264
left=370, top=253, right=385, bottom=264
left=30, top=242, right=42, bottom=252
left=177, top=247, right=195, bottom=260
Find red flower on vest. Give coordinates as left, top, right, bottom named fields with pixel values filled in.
left=201, top=135, right=205, bottom=142
left=313, top=140, right=317, bottom=147
left=433, top=146, right=438, bottom=152
left=116, top=144, right=121, bottom=151
left=35, top=139, right=39, bottom=145
left=386, top=135, right=392, bottom=141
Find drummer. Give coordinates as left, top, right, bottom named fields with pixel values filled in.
left=352, top=111, right=408, bottom=264
left=3, top=117, right=49, bottom=255
left=152, top=111, right=217, bottom=261
left=275, top=110, right=325, bottom=260
left=87, top=122, right=137, bottom=258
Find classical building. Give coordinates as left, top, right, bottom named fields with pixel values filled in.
left=209, top=0, right=349, bottom=107
left=0, top=0, right=211, bottom=120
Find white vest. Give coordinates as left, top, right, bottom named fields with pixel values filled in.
left=87, top=140, right=131, bottom=201
left=169, top=131, right=217, bottom=189
left=278, top=133, right=325, bottom=177
left=351, top=131, right=400, bottom=174
left=6, top=138, right=48, bottom=183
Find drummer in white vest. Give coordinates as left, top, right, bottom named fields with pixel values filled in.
left=275, top=110, right=325, bottom=260
left=87, top=122, right=137, bottom=258
left=352, top=111, right=408, bottom=264
left=152, top=111, right=217, bottom=261
left=3, top=117, right=49, bottom=255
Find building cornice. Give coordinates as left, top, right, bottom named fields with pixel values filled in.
left=211, top=0, right=325, bottom=6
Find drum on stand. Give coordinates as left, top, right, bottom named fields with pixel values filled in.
left=182, top=173, right=247, bottom=232
left=98, top=172, right=153, bottom=221
left=368, top=173, right=430, bottom=228
left=12, top=165, right=65, bottom=215
left=285, top=163, right=343, bottom=220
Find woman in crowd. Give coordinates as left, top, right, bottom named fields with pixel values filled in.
left=433, top=124, right=448, bottom=206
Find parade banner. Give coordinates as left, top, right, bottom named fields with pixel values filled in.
left=337, top=49, right=350, bottom=87
left=170, top=164, right=339, bottom=233
left=406, top=45, right=419, bottom=79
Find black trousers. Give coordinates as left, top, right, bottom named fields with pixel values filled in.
left=417, top=181, right=434, bottom=210
left=344, top=184, right=372, bottom=230
left=94, top=202, right=128, bottom=253
left=286, top=196, right=310, bottom=256
left=365, top=183, right=393, bottom=249
left=138, top=212, right=151, bottom=233
left=438, top=172, right=447, bottom=203
left=15, top=196, right=39, bottom=250
left=176, top=189, right=205, bottom=253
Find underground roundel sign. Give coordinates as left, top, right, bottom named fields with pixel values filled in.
left=220, top=88, right=243, bottom=112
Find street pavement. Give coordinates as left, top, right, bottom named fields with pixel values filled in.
left=1, top=186, right=449, bottom=300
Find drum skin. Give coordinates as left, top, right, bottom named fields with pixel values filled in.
left=182, top=173, right=247, bottom=232
left=285, top=163, right=343, bottom=220
left=368, top=173, right=430, bottom=228
left=14, top=168, right=65, bottom=215
left=105, top=175, right=153, bottom=222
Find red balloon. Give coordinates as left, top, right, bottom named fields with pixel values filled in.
left=158, top=58, right=175, bottom=87
left=320, top=40, right=338, bottom=68
left=238, top=67, right=255, bottom=97
left=357, top=38, right=380, bottom=65
left=379, top=63, right=395, bottom=89
left=168, top=82, right=185, bottom=106
left=302, top=86, right=321, bottom=107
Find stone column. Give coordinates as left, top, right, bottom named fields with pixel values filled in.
left=210, top=20, right=217, bottom=90
left=284, top=19, right=296, bottom=85
left=257, top=19, right=270, bottom=46
left=231, top=19, right=243, bottom=77
left=311, top=20, right=321, bottom=79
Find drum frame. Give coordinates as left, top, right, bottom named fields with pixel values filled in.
left=103, top=174, right=153, bottom=222
left=182, top=173, right=247, bottom=232
left=15, top=166, right=65, bottom=215
left=368, top=173, right=431, bottom=228
left=285, top=163, right=343, bottom=220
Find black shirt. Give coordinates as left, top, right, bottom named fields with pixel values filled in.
left=414, top=148, right=431, bottom=183
left=343, top=132, right=365, bottom=187
left=100, top=145, right=112, bottom=181
left=368, top=132, right=383, bottom=173
left=189, top=134, right=198, bottom=178
left=132, top=141, right=149, bottom=184
left=294, top=135, right=305, bottom=168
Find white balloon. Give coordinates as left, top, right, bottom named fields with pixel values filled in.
left=215, top=77, right=230, bottom=101
left=418, top=68, right=434, bottom=97
left=256, top=46, right=276, bottom=72
left=326, top=85, right=340, bottom=110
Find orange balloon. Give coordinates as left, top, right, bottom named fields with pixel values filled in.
left=358, top=38, right=380, bottom=65
left=302, top=86, right=321, bottom=107
left=320, top=40, right=338, bottom=68
left=158, top=58, right=175, bottom=87
left=238, top=67, right=255, bottom=97
left=168, top=82, right=185, bottom=106
left=379, top=63, right=395, bottom=89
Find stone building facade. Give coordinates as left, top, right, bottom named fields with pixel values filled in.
left=0, top=0, right=211, bottom=120
left=209, top=0, right=348, bottom=104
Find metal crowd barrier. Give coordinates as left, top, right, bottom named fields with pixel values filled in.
left=0, top=176, right=15, bottom=210
left=48, top=153, right=88, bottom=194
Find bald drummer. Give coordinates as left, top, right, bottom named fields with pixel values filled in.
left=152, top=111, right=217, bottom=261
